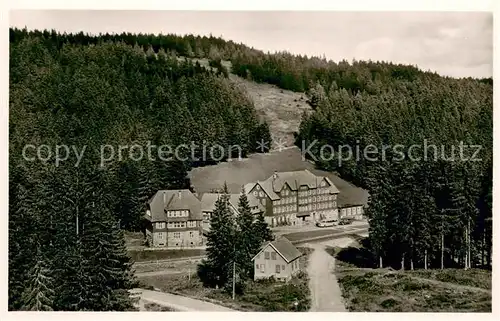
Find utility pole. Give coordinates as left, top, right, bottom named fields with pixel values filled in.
left=232, top=242, right=236, bottom=300
left=232, top=259, right=236, bottom=300
left=468, top=219, right=471, bottom=269
left=441, top=213, right=444, bottom=270
left=76, top=207, right=79, bottom=235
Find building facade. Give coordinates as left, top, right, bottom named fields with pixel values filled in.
left=244, top=170, right=340, bottom=227
left=252, top=237, right=302, bottom=281
left=200, top=193, right=264, bottom=233
left=145, top=189, right=203, bottom=248
left=337, top=186, right=366, bottom=220
left=339, top=205, right=364, bottom=220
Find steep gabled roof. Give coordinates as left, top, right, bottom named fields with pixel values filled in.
left=252, top=236, right=302, bottom=263
left=245, top=181, right=280, bottom=200
left=200, top=192, right=265, bottom=215
left=228, top=193, right=265, bottom=214
left=200, top=193, right=222, bottom=213
left=337, top=186, right=369, bottom=208
left=147, top=189, right=202, bottom=222
left=258, top=169, right=340, bottom=195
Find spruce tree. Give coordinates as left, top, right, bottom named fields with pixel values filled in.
left=19, top=247, right=55, bottom=311
left=77, top=168, right=136, bottom=311
left=253, top=211, right=274, bottom=243
left=235, top=189, right=261, bottom=279
left=203, top=184, right=236, bottom=287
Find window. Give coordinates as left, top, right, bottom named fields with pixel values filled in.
left=256, top=185, right=260, bottom=190
left=265, top=252, right=270, bottom=260
left=259, top=191, right=264, bottom=197
left=157, top=232, right=164, bottom=239
left=291, top=263, right=294, bottom=271
left=173, top=232, right=181, bottom=239
left=333, top=201, right=337, bottom=207
left=275, top=265, right=280, bottom=273
left=171, top=222, right=185, bottom=228
left=271, top=252, right=276, bottom=260
left=260, top=199, right=265, bottom=205
left=187, top=221, right=196, bottom=228
left=156, top=222, right=165, bottom=229
left=253, top=191, right=258, bottom=196
left=295, top=261, right=298, bottom=269
left=260, top=264, right=265, bottom=273
left=189, top=231, right=194, bottom=238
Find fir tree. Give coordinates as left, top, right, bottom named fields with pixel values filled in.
left=235, top=189, right=261, bottom=279
left=253, top=211, right=274, bottom=243
left=203, top=183, right=236, bottom=287
left=19, top=247, right=55, bottom=311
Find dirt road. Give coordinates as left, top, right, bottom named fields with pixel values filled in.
left=133, top=289, right=235, bottom=312
left=306, top=243, right=347, bottom=312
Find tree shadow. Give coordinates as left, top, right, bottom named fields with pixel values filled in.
left=333, top=237, right=377, bottom=269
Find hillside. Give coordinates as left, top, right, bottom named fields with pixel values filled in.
left=178, top=56, right=313, bottom=147
left=331, top=238, right=492, bottom=312
left=229, top=74, right=312, bottom=148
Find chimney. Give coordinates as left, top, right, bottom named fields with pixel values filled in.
left=273, top=171, right=278, bottom=180
left=163, top=191, right=167, bottom=206
left=178, top=190, right=182, bottom=200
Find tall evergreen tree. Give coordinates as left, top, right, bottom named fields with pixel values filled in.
left=235, top=189, right=261, bottom=279
left=204, top=184, right=236, bottom=287
left=19, top=248, right=55, bottom=311
left=253, top=211, right=274, bottom=243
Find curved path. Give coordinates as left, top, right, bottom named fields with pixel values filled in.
left=132, top=289, right=236, bottom=312
left=306, top=243, right=347, bottom=312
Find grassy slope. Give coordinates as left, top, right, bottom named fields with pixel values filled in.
left=330, top=239, right=492, bottom=312
left=189, top=146, right=369, bottom=201
left=179, top=57, right=313, bottom=147
left=229, top=73, right=312, bottom=148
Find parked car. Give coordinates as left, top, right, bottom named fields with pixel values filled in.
left=338, top=218, right=353, bottom=225
left=316, top=220, right=336, bottom=227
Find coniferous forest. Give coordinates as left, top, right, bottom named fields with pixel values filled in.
left=9, top=27, right=492, bottom=310
left=9, top=28, right=270, bottom=310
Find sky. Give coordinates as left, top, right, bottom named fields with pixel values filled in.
left=9, top=10, right=493, bottom=79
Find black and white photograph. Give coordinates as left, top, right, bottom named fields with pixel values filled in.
left=6, top=4, right=494, bottom=315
